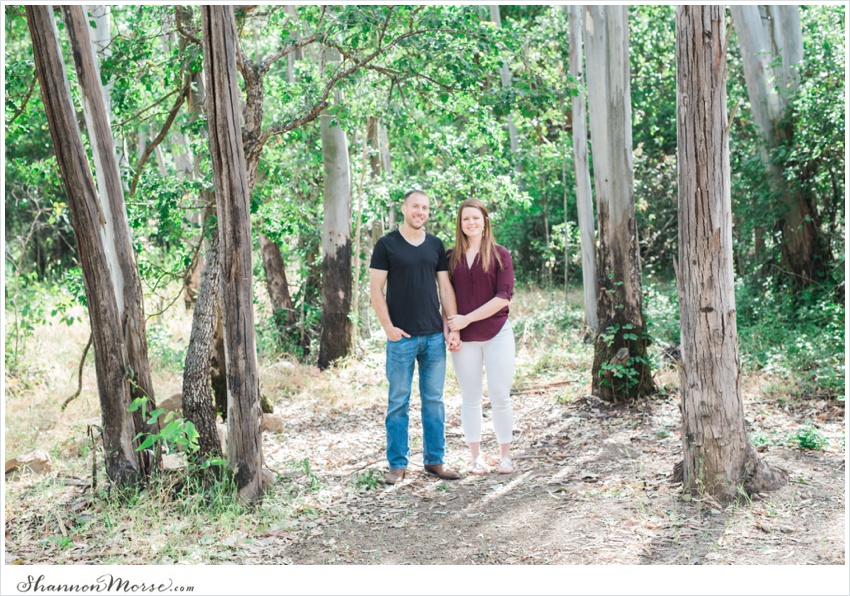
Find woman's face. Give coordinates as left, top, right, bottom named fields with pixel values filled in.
left=460, top=207, right=485, bottom=239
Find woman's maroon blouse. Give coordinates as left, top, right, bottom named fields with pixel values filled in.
left=447, top=245, right=514, bottom=342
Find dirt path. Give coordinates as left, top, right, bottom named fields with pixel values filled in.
left=263, top=378, right=846, bottom=566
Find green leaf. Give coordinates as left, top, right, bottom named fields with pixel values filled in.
left=146, top=408, right=165, bottom=425
left=136, top=435, right=157, bottom=451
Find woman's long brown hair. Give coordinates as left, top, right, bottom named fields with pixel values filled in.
left=449, top=198, right=503, bottom=276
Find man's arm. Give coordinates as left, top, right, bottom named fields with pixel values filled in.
left=370, top=268, right=409, bottom=342
left=436, top=271, right=461, bottom=350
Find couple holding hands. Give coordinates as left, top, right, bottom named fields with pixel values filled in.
left=370, top=190, right=516, bottom=484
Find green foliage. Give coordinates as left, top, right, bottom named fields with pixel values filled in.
left=736, top=276, right=844, bottom=398
left=4, top=273, right=47, bottom=372
left=3, top=4, right=844, bottom=416
left=789, top=424, right=829, bottom=451
left=642, top=280, right=680, bottom=347
left=727, top=5, right=845, bottom=286
left=352, top=469, right=383, bottom=491
left=128, top=397, right=225, bottom=473
left=597, top=323, right=651, bottom=394
left=144, top=324, right=187, bottom=373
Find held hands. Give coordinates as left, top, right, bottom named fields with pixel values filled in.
left=447, top=314, right=471, bottom=332
left=385, top=326, right=411, bottom=342
left=446, top=330, right=462, bottom=352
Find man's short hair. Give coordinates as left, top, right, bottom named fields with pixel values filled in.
left=403, top=189, right=428, bottom=203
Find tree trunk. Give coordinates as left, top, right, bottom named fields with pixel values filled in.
left=176, top=7, right=211, bottom=308
left=676, top=5, right=786, bottom=500
left=584, top=5, right=654, bottom=401
left=568, top=5, right=598, bottom=332
left=377, top=121, right=396, bottom=230
left=27, top=5, right=148, bottom=485
left=317, top=61, right=353, bottom=369
left=730, top=5, right=829, bottom=286
left=201, top=5, right=264, bottom=502
left=64, top=6, right=159, bottom=443
left=351, top=132, right=369, bottom=346
left=260, top=233, right=297, bottom=331
left=367, top=116, right=383, bottom=177
left=181, top=235, right=223, bottom=460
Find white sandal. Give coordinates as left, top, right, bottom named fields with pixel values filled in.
left=497, top=457, right=514, bottom=474
left=470, top=456, right=490, bottom=475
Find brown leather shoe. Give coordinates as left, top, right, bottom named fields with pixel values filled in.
left=384, top=468, right=406, bottom=484
left=423, top=464, right=461, bottom=480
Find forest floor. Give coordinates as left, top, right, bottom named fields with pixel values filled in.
left=3, top=289, right=846, bottom=569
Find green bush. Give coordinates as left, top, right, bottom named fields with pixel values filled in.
left=789, top=425, right=829, bottom=451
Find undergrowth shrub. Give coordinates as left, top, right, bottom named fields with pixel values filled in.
left=736, top=276, right=844, bottom=399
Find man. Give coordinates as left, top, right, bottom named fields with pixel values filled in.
left=370, top=190, right=463, bottom=484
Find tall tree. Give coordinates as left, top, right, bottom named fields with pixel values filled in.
left=259, top=234, right=297, bottom=333
left=568, top=5, right=598, bottom=332
left=201, top=5, right=264, bottom=502
left=583, top=5, right=655, bottom=401
left=26, top=5, right=155, bottom=485
left=730, top=5, right=830, bottom=285
left=676, top=5, right=786, bottom=500
left=317, top=48, right=353, bottom=369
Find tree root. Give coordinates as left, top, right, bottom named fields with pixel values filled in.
left=671, top=443, right=788, bottom=498
left=743, top=444, right=789, bottom=494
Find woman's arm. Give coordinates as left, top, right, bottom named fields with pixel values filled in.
left=447, top=296, right=509, bottom=331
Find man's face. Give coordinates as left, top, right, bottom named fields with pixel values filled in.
left=402, top=193, right=430, bottom=230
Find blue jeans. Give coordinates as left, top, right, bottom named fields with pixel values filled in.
left=385, top=332, right=447, bottom=469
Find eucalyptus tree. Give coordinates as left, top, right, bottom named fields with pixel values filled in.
left=201, top=5, right=264, bottom=502
left=730, top=5, right=830, bottom=286
left=26, top=5, right=157, bottom=485
left=318, top=46, right=354, bottom=368
left=583, top=5, right=654, bottom=401
left=676, top=5, right=786, bottom=499
left=567, top=5, right=598, bottom=332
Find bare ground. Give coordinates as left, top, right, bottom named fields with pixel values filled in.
left=261, top=374, right=846, bottom=565
left=3, top=301, right=846, bottom=567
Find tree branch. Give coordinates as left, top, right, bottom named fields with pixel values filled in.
left=113, top=88, right=181, bottom=128
left=174, top=7, right=201, bottom=46
left=377, top=6, right=394, bottom=48
left=127, top=81, right=190, bottom=199
left=7, top=75, right=38, bottom=126
left=259, top=33, right=323, bottom=74
left=61, top=333, right=93, bottom=411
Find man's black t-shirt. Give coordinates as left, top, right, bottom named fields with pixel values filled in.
left=370, top=230, right=448, bottom=336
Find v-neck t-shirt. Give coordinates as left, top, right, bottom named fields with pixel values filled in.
left=447, top=245, right=514, bottom=342
left=370, top=230, right=448, bottom=336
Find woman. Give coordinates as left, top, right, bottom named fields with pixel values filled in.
left=446, top=198, right=516, bottom=475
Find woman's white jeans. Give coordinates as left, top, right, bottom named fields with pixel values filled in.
left=450, top=320, right=515, bottom=445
